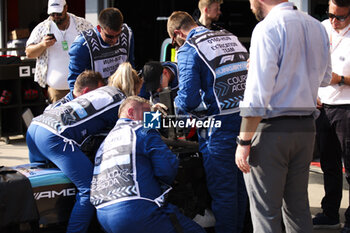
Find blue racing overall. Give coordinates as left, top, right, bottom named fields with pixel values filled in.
left=26, top=86, right=125, bottom=233
left=175, top=26, right=249, bottom=233
left=91, top=119, right=205, bottom=233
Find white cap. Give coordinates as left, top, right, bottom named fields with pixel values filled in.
left=47, top=0, right=66, bottom=14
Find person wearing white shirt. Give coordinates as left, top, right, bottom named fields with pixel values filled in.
left=26, top=0, right=93, bottom=103
left=313, top=0, right=350, bottom=232
left=235, top=0, right=332, bottom=232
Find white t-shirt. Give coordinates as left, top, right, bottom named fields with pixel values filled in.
left=318, top=20, right=350, bottom=105
left=47, top=19, right=78, bottom=90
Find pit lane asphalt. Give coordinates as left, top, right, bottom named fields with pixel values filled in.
left=0, top=135, right=348, bottom=233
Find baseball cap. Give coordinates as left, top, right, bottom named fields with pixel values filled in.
left=162, top=62, right=178, bottom=80
left=47, top=0, right=66, bottom=14
left=141, top=61, right=163, bottom=92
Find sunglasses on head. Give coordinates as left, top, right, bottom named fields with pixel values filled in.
left=327, top=11, right=350, bottom=22
left=50, top=12, right=63, bottom=17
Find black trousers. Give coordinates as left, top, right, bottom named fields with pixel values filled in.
left=316, top=105, right=350, bottom=223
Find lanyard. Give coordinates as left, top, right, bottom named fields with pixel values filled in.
left=55, top=17, right=70, bottom=51
left=59, top=28, right=67, bottom=41
left=330, top=26, right=350, bottom=53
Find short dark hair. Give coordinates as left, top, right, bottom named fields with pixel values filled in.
left=98, top=8, right=124, bottom=31
left=75, top=70, right=104, bottom=93
left=331, top=0, right=350, bottom=7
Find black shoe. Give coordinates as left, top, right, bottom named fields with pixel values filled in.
left=312, top=212, right=341, bottom=229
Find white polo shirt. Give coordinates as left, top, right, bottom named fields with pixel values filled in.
left=318, top=20, right=350, bottom=105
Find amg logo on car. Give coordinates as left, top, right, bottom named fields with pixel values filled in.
left=34, top=188, right=76, bottom=200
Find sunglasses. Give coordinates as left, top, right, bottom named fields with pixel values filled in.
left=50, top=12, right=63, bottom=17
left=171, top=32, right=177, bottom=46
left=101, top=27, right=121, bottom=39
left=327, top=11, right=350, bottom=22
left=171, top=31, right=181, bottom=50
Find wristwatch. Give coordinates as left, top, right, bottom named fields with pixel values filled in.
left=236, top=136, right=251, bottom=146
left=339, top=75, right=345, bottom=86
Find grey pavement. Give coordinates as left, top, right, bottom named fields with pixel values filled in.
left=0, top=135, right=30, bottom=166
left=0, top=135, right=348, bottom=233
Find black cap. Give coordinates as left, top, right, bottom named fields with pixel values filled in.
left=141, top=61, right=163, bottom=92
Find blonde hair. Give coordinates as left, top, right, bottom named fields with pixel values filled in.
left=118, top=96, right=150, bottom=118
left=108, top=62, right=142, bottom=96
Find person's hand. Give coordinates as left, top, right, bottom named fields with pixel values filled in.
left=330, top=72, right=341, bottom=85
left=246, top=58, right=250, bottom=70
left=316, top=97, right=323, bottom=109
left=235, top=144, right=251, bottom=173
left=152, top=103, right=168, bottom=116
left=41, top=35, right=56, bottom=48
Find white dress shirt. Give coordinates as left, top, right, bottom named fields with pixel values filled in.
left=240, top=2, right=332, bottom=118
left=318, top=20, right=350, bottom=105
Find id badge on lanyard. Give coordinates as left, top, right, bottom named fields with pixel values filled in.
left=62, top=41, right=69, bottom=51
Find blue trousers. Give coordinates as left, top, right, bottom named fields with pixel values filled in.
left=26, top=124, right=95, bottom=233
left=97, top=200, right=205, bottom=233
left=197, top=113, right=247, bottom=233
